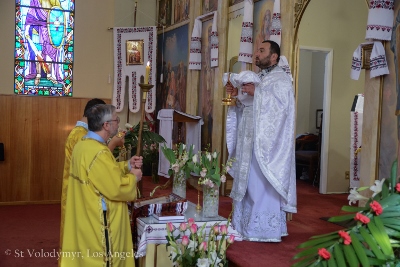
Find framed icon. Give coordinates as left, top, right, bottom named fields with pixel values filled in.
left=361, top=43, right=373, bottom=70
left=126, top=40, right=144, bottom=65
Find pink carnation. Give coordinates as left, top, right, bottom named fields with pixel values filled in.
left=396, top=183, right=400, bottom=192
left=338, top=230, right=352, bottom=245
left=354, top=213, right=370, bottom=224
left=318, top=248, right=331, bottom=260
left=370, top=200, right=383, bottom=215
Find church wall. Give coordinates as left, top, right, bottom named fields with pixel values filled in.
left=298, top=0, right=368, bottom=192
left=0, top=1, right=155, bottom=204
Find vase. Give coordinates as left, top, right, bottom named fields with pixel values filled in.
left=173, top=169, right=186, bottom=198
left=203, top=185, right=219, bottom=217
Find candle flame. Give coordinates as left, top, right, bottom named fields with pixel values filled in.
left=147, top=61, right=150, bottom=67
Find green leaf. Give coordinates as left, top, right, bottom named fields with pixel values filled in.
left=384, top=226, right=400, bottom=238
left=332, top=244, right=346, bottom=267
left=368, top=218, right=393, bottom=257
left=291, top=254, right=318, bottom=267
left=327, top=256, right=337, bottom=267
left=349, top=232, right=369, bottom=267
left=294, top=240, right=337, bottom=259
left=358, top=226, right=386, bottom=260
left=341, top=206, right=369, bottom=212
left=342, top=244, right=359, bottom=267
left=310, top=231, right=341, bottom=239
left=297, top=235, right=339, bottom=249
left=328, top=214, right=357, bottom=222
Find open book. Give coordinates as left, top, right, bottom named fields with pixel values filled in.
left=152, top=211, right=185, bottom=221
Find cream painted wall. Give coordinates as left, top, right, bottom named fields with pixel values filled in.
left=0, top=1, right=156, bottom=126
left=297, top=50, right=312, bottom=135
left=298, top=0, right=368, bottom=192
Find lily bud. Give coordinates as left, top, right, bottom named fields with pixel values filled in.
left=179, top=222, right=187, bottom=232
left=190, top=224, right=198, bottom=234
left=181, top=235, right=189, bottom=246
left=199, top=241, right=207, bottom=251
left=188, top=218, right=195, bottom=226
left=227, top=234, right=235, bottom=244
left=220, top=224, right=228, bottom=235
left=166, top=222, right=174, bottom=233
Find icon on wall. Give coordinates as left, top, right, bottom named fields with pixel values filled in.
left=126, top=40, right=144, bottom=65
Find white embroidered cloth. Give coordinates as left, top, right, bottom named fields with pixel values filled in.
left=135, top=202, right=242, bottom=257
left=211, top=12, right=219, bottom=67
left=238, top=0, right=254, bottom=63
left=269, top=0, right=281, bottom=45
left=112, top=27, right=157, bottom=113
left=370, top=41, right=389, bottom=78
left=350, top=41, right=389, bottom=80
left=189, top=12, right=219, bottom=70
left=365, top=0, right=394, bottom=41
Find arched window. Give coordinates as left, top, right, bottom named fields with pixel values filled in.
left=14, top=0, right=75, bottom=96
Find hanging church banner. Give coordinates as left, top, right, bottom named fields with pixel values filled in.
left=113, top=27, right=157, bottom=113
left=14, top=0, right=75, bottom=96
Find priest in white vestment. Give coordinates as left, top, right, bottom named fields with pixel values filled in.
left=225, top=40, right=297, bottom=242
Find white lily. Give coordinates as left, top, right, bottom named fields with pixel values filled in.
left=197, top=258, right=208, bottom=267
left=370, top=178, right=385, bottom=197
left=212, top=151, right=217, bottom=159
left=125, top=123, right=133, bottom=129
left=348, top=188, right=369, bottom=205
left=208, top=251, right=222, bottom=267
left=220, top=175, right=226, bottom=183
left=206, top=153, right=212, bottom=162
left=182, top=144, right=186, bottom=150
left=192, top=154, right=198, bottom=163
left=200, top=168, right=207, bottom=177
left=171, top=163, right=180, bottom=173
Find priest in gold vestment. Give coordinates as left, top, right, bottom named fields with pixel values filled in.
left=59, top=99, right=124, bottom=262
left=60, top=104, right=142, bottom=267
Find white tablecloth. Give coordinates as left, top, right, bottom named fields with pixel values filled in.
left=135, top=202, right=242, bottom=257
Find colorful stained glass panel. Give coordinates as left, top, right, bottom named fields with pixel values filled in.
left=14, top=0, right=75, bottom=96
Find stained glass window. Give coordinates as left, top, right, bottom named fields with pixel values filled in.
left=14, top=0, right=75, bottom=96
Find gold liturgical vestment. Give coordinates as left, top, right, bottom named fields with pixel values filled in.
left=61, top=137, right=137, bottom=267
left=60, top=124, right=88, bottom=252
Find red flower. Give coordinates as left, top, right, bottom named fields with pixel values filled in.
left=396, top=183, right=400, bottom=192
left=318, top=248, right=331, bottom=260
left=354, top=212, right=370, bottom=224
left=370, top=200, right=383, bottom=215
left=338, top=230, right=352, bottom=245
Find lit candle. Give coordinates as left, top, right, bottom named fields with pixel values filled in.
left=145, top=61, right=150, bottom=84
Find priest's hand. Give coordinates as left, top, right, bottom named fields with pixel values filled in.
left=242, top=83, right=255, bottom=96
left=108, top=132, right=125, bottom=151
left=225, top=81, right=238, bottom=96
left=130, top=155, right=143, bottom=169
left=131, top=168, right=143, bottom=182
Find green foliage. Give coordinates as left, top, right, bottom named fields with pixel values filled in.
left=292, top=160, right=400, bottom=267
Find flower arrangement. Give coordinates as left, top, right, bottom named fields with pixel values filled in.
left=161, top=143, right=196, bottom=178
left=191, top=148, right=235, bottom=190
left=292, top=160, right=400, bottom=267
left=165, top=217, right=235, bottom=267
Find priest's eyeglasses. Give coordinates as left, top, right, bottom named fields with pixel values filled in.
left=107, top=117, right=120, bottom=123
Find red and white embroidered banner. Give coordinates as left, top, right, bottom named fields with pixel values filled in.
left=238, top=0, right=253, bottom=63
left=269, top=0, right=281, bottom=45
left=189, top=12, right=219, bottom=70
left=350, top=94, right=364, bottom=188
left=365, top=0, right=394, bottom=41
left=112, top=27, right=157, bottom=113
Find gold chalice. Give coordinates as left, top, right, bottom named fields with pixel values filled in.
left=222, top=72, right=237, bottom=106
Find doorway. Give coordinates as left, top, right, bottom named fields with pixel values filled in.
left=297, top=46, right=333, bottom=194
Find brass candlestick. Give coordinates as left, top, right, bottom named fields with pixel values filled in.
left=136, top=82, right=154, bottom=198
left=196, top=186, right=202, bottom=211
